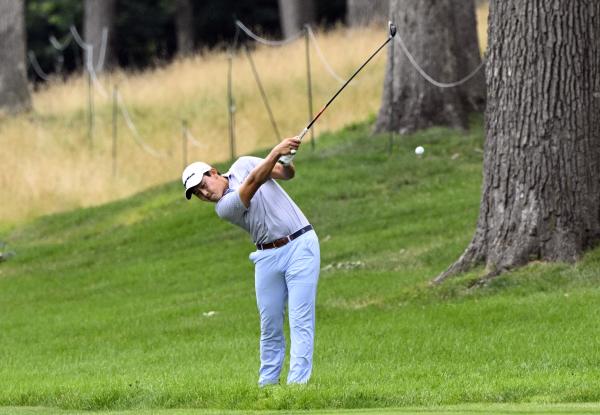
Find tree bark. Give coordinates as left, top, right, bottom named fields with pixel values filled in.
left=174, top=0, right=194, bottom=56
left=278, top=0, right=316, bottom=39
left=434, top=0, right=600, bottom=284
left=0, top=0, right=31, bottom=115
left=347, top=0, right=389, bottom=27
left=84, top=0, right=116, bottom=72
left=375, top=0, right=474, bottom=134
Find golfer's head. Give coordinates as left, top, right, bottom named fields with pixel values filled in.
left=182, top=161, right=226, bottom=203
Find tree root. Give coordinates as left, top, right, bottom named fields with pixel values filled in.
left=430, top=241, right=484, bottom=285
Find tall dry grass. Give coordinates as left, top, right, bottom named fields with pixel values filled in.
left=1, top=9, right=488, bottom=225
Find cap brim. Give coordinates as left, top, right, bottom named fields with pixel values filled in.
left=184, top=175, right=203, bottom=200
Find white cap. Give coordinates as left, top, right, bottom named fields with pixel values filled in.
left=182, top=161, right=211, bottom=200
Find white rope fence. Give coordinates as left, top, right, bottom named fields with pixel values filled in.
left=86, top=51, right=109, bottom=98
left=236, top=20, right=353, bottom=85
left=306, top=25, right=345, bottom=85
left=96, top=28, right=109, bottom=73
left=25, top=18, right=487, bottom=174
left=235, top=20, right=302, bottom=46
left=185, top=128, right=207, bottom=149
left=27, top=51, right=51, bottom=81
left=29, top=34, right=75, bottom=81
left=69, top=25, right=108, bottom=73
left=395, top=30, right=486, bottom=88
left=236, top=19, right=485, bottom=89
left=115, top=90, right=168, bottom=159
left=49, top=33, right=73, bottom=51
left=67, top=25, right=111, bottom=98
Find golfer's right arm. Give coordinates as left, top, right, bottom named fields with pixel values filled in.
left=238, top=137, right=300, bottom=208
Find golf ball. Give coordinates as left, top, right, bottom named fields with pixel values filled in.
left=415, top=146, right=425, bottom=155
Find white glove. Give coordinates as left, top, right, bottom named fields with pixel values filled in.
left=278, top=128, right=308, bottom=165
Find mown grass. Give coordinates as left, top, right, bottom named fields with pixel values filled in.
left=2, top=116, right=600, bottom=413
left=3, top=403, right=600, bottom=415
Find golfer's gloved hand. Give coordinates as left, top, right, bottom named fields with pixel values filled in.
left=275, top=137, right=301, bottom=158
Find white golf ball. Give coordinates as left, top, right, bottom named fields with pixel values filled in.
left=415, top=146, right=425, bottom=155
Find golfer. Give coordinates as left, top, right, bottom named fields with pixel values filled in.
left=182, top=137, right=320, bottom=387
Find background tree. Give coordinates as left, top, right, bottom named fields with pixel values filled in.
left=347, top=0, right=388, bottom=27
left=0, top=0, right=31, bottom=114
left=278, top=0, right=315, bottom=38
left=453, top=0, right=485, bottom=112
left=84, top=0, right=116, bottom=72
left=26, top=0, right=82, bottom=79
left=374, top=0, right=484, bottom=134
left=24, top=0, right=346, bottom=76
left=174, top=0, right=194, bottom=56
left=434, top=0, right=600, bottom=284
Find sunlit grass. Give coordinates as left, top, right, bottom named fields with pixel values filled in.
left=2, top=118, right=600, bottom=411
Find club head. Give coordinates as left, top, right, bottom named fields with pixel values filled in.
left=389, top=22, right=397, bottom=38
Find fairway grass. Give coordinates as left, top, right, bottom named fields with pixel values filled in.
left=3, top=403, right=600, bottom=415
left=2, top=117, right=600, bottom=412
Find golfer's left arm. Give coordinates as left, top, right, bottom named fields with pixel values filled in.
left=270, top=137, right=299, bottom=180
left=271, top=160, right=295, bottom=180
left=238, top=137, right=300, bottom=207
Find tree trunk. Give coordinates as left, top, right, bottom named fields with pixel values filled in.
left=175, top=0, right=194, bottom=56
left=347, top=0, right=389, bottom=27
left=452, top=0, right=485, bottom=112
left=278, top=0, right=316, bottom=39
left=0, top=0, right=31, bottom=115
left=375, top=0, right=473, bottom=134
left=84, top=0, right=116, bottom=72
left=434, top=0, right=600, bottom=284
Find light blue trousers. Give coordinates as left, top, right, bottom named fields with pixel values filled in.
left=249, top=230, right=320, bottom=386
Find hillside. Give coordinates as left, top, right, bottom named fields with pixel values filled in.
left=2, top=3, right=489, bottom=225
left=2, top=118, right=600, bottom=412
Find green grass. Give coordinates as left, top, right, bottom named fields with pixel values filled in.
left=1, top=116, right=600, bottom=412
left=3, top=403, right=600, bottom=415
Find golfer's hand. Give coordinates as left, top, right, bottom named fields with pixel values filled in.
left=274, top=137, right=301, bottom=157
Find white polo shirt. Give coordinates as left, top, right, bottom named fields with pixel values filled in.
left=215, top=156, right=310, bottom=245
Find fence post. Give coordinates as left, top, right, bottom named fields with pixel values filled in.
left=112, top=85, right=118, bottom=177
left=227, top=52, right=236, bottom=161
left=87, top=69, right=94, bottom=148
left=305, top=25, right=315, bottom=150
left=244, top=44, right=281, bottom=143
left=388, top=31, right=395, bottom=155
left=182, top=120, right=188, bottom=169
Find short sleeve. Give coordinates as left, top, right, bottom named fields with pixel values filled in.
left=230, top=156, right=262, bottom=179
left=215, top=189, right=247, bottom=223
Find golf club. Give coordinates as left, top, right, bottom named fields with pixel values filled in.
left=279, top=22, right=397, bottom=165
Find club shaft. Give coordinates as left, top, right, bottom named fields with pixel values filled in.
left=280, top=33, right=393, bottom=165
left=305, top=35, right=392, bottom=132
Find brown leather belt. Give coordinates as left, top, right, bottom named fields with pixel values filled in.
left=256, top=225, right=313, bottom=250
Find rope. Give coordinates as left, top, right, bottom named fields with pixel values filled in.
left=95, top=27, right=109, bottom=73
left=395, top=30, right=486, bottom=88
left=306, top=26, right=345, bottom=85
left=185, top=128, right=207, bottom=149
left=69, top=25, right=109, bottom=72
left=86, top=51, right=109, bottom=99
left=68, top=24, right=110, bottom=98
left=69, top=25, right=89, bottom=50
left=49, top=34, right=72, bottom=51
left=235, top=20, right=302, bottom=46
left=28, top=51, right=51, bottom=81
left=116, top=91, right=168, bottom=158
